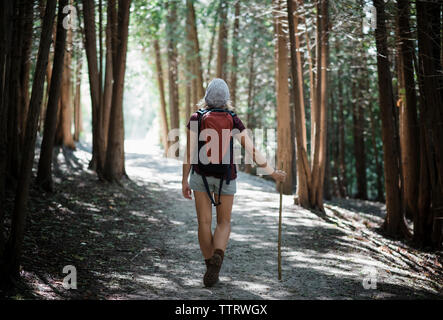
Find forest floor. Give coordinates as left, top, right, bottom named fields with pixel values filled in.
left=1, top=135, right=443, bottom=300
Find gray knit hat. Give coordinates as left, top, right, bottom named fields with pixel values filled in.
left=204, top=78, right=230, bottom=107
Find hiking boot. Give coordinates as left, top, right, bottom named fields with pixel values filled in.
left=203, top=249, right=224, bottom=287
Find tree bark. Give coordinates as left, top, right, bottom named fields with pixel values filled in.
left=287, top=0, right=311, bottom=208
left=244, top=39, right=256, bottom=174
left=73, top=53, right=83, bottom=142
left=154, top=39, right=170, bottom=154
left=36, top=0, right=69, bottom=192
left=101, top=0, right=116, bottom=155
left=415, top=1, right=443, bottom=248
left=55, top=27, right=75, bottom=149
left=373, top=0, right=410, bottom=239
left=83, top=0, right=103, bottom=172
left=216, top=0, right=229, bottom=80
left=368, top=102, right=384, bottom=202
left=309, top=0, right=329, bottom=210
left=186, top=0, right=205, bottom=101
left=273, top=0, right=293, bottom=195
left=206, top=1, right=221, bottom=83
left=103, top=0, right=131, bottom=182
left=352, top=79, right=367, bottom=199
left=335, top=39, right=347, bottom=197
left=0, top=0, right=14, bottom=254
left=18, top=0, right=34, bottom=143
left=1, top=0, right=57, bottom=280
left=166, top=0, right=180, bottom=157
left=229, top=0, right=240, bottom=109
left=396, top=0, right=419, bottom=218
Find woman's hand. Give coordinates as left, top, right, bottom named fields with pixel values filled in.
left=182, top=181, right=192, bottom=199
left=271, top=169, right=287, bottom=183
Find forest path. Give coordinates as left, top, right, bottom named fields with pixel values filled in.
left=14, top=136, right=442, bottom=300
left=116, top=138, right=442, bottom=300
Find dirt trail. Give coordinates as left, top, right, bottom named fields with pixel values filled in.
left=118, top=138, right=442, bottom=300
left=7, top=136, right=442, bottom=300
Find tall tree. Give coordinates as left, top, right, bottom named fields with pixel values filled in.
left=415, top=0, right=443, bottom=248
left=103, top=0, right=131, bottom=182
left=397, top=0, right=419, bottom=219
left=373, top=0, right=410, bottom=238
left=18, top=0, right=35, bottom=143
left=55, top=26, right=76, bottom=149
left=206, top=0, right=221, bottom=83
left=154, top=39, right=170, bottom=154
left=101, top=0, right=117, bottom=157
left=0, top=0, right=15, bottom=252
left=335, top=38, right=347, bottom=198
left=186, top=0, right=205, bottom=102
left=309, top=0, right=329, bottom=209
left=229, top=0, right=241, bottom=109
left=73, top=47, right=83, bottom=142
left=166, top=0, right=180, bottom=157
left=82, top=0, right=103, bottom=172
left=1, top=0, right=57, bottom=280
left=36, top=0, right=69, bottom=191
left=273, top=0, right=293, bottom=195
left=216, top=0, right=229, bottom=80
left=368, top=102, right=384, bottom=202
left=287, top=0, right=329, bottom=211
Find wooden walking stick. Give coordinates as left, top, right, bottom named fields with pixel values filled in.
left=277, top=163, right=283, bottom=281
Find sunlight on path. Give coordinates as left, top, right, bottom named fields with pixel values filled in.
left=119, top=131, right=442, bottom=300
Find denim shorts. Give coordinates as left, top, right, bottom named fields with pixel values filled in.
left=189, top=171, right=237, bottom=195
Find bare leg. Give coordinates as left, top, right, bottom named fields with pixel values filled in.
left=194, top=191, right=214, bottom=259
left=213, top=194, right=234, bottom=251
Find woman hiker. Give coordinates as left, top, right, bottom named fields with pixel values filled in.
left=182, top=78, right=287, bottom=287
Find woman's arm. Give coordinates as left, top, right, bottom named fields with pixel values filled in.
left=235, top=130, right=286, bottom=182
left=182, top=128, right=193, bottom=199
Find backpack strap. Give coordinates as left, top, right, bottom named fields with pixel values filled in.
left=201, top=174, right=222, bottom=206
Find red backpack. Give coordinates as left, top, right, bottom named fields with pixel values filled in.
left=194, top=108, right=236, bottom=206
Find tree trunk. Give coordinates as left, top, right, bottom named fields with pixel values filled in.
left=373, top=0, right=410, bottom=239
left=206, top=0, right=221, bottom=83
left=101, top=0, right=116, bottom=155
left=166, top=0, right=180, bottom=157
left=335, top=39, right=347, bottom=197
left=103, top=0, right=131, bottom=182
left=368, top=102, right=384, bottom=202
left=73, top=54, right=83, bottom=142
left=352, top=79, right=367, bottom=199
left=1, top=0, right=57, bottom=281
left=216, top=0, right=229, bottom=80
left=36, top=0, right=69, bottom=192
left=396, top=0, right=419, bottom=218
left=229, top=0, right=240, bottom=109
left=18, top=0, right=34, bottom=143
left=186, top=0, right=205, bottom=100
left=55, top=27, right=75, bottom=149
left=0, top=0, right=14, bottom=253
left=154, top=39, right=170, bottom=154
left=287, top=0, right=311, bottom=208
left=273, top=0, right=293, bottom=195
left=83, top=0, right=102, bottom=172
left=309, top=0, right=329, bottom=210
left=7, top=0, right=24, bottom=184
left=244, top=39, right=256, bottom=174
left=415, top=1, right=443, bottom=248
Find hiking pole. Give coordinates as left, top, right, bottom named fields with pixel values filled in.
left=277, top=163, right=283, bottom=281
